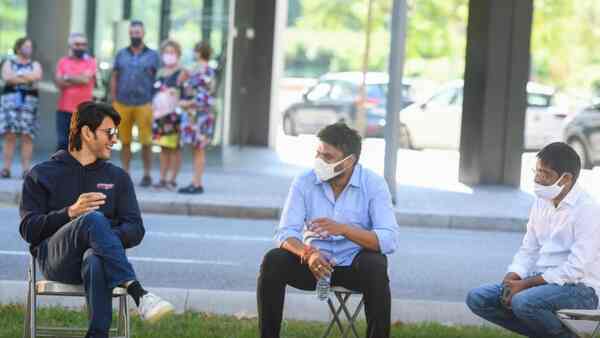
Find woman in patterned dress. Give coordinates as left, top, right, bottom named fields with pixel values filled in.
left=152, top=39, right=187, bottom=190
left=178, top=42, right=215, bottom=194
left=0, top=37, right=43, bottom=179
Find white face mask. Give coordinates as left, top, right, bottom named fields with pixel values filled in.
left=534, top=174, right=566, bottom=200
left=314, top=154, right=352, bottom=182
left=162, top=53, right=178, bottom=66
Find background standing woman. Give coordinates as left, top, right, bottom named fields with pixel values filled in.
left=178, top=42, right=215, bottom=194
left=0, top=37, right=43, bottom=179
left=152, top=39, right=187, bottom=190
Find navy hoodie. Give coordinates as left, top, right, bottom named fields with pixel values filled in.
left=19, top=150, right=145, bottom=251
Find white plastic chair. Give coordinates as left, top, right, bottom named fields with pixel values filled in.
left=557, top=309, right=600, bottom=338
left=23, top=255, right=131, bottom=338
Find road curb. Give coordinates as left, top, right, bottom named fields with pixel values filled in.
left=0, top=187, right=527, bottom=232
left=0, top=280, right=485, bottom=325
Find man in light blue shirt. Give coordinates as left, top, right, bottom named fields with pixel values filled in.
left=257, top=123, right=399, bottom=338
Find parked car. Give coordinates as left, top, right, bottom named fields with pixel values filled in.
left=563, top=102, right=600, bottom=169
left=398, top=80, right=567, bottom=150
left=282, top=72, right=415, bottom=137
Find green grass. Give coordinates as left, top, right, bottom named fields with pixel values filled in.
left=0, top=303, right=523, bottom=338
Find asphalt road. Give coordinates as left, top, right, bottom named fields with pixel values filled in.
left=0, top=207, right=522, bottom=302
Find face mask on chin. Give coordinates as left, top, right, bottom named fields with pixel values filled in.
left=534, top=174, right=566, bottom=200
left=314, top=155, right=352, bottom=182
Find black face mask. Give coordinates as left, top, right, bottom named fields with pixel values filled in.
left=73, top=49, right=86, bottom=58
left=130, top=37, right=143, bottom=47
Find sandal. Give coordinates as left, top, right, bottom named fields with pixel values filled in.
left=167, top=181, right=177, bottom=190
left=153, top=179, right=168, bottom=189
left=0, top=169, right=10, bottom=179
left=178, top=184, right=204, bottom=194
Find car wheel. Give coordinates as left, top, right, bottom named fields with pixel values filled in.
left=568, top=138, right=592, bottom=169
left=283, top=115, right=298, bottom=136
left=398, top=124, right=413, bottom=149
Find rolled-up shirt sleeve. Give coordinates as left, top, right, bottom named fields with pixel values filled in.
left=507, top=206, right=541, bottom=279
left=542, top=207, right=600, bottom=285
left=369, top=178, right=399, bottom=255
left=274, top=176, right=305, bottom=246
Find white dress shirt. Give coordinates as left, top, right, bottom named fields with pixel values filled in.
left=507, top=185, right=600, bottom=297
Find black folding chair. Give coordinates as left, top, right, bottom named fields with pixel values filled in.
left=321, top=286, right=365, bottom=338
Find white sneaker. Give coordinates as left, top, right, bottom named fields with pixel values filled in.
left=138, top=292, right=175, bottom=323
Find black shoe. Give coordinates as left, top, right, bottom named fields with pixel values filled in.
left=178, top=184, right=204, bottom=194
left=140, top=176, right=152, bottom=187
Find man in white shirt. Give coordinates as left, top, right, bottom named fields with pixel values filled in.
left=466, top=142, right=600, bottom=338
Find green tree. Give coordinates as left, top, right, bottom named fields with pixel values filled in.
left=0, top=0, right=27, bottom=57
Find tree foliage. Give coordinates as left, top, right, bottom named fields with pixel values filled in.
left=287, top=0, right=600, bottom=95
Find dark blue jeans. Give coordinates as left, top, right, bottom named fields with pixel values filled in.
left=467, top=282, right=598, bottom=338
left=56, top=110, right=72, bottom=151
left=36, top=211, right=137, bottom=338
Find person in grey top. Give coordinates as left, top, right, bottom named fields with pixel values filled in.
left=110, top=20, right=160, bottom=187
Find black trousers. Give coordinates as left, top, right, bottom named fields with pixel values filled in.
left=257, top=248, right=391, bottom=338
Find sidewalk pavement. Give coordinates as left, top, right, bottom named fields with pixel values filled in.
left=0, top=144, right=548, bottom=232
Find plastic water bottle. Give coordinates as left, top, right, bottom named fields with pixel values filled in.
left=316, top=256, right=335, bottom=301
left=316, top=275, right=331, bottom=301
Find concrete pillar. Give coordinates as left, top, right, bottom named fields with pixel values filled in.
left=228, top=0, right=276, bottom=146
left=26, top=0, right=72, bottom=154
left=459, top=0, right=533, bottom=186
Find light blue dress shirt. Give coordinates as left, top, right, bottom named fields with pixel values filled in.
left=274, top=164, right=399, bottom=266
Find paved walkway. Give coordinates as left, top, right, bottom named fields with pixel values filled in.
left=0, top=147, right=543, bottom=232
left=3, top=134, right=599, bottom=231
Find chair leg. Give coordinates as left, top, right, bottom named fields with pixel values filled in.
left=117, top=295, right=127, bottom=337
left=29, top=260, right=37, bottom=338
left=22, top=279, right=31, bottom=338
left=336, top=293, right=362, bottom=338
left=123, top=296, right=130, bottom=338
left=321, top=297, right=344, bottom=338
left=341, top=297, right=364, bottom=338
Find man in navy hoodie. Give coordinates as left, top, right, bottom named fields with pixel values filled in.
left=20, top=101, right=174, bottom=338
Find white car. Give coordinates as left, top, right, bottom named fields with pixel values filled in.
left=398, top=80, right=566, bottom=150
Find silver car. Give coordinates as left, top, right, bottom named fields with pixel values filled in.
left=398, top=80, right=566, bottom=150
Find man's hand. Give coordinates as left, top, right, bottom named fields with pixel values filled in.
left=310, top=218, right=348, bottom=238
left=504, top=279, right=529, bottom=307
left=68, top=193, right=106, bottom=218
left=307, top=251, right=333, bottom=280
left=502, top=272, right=522, bottom=284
